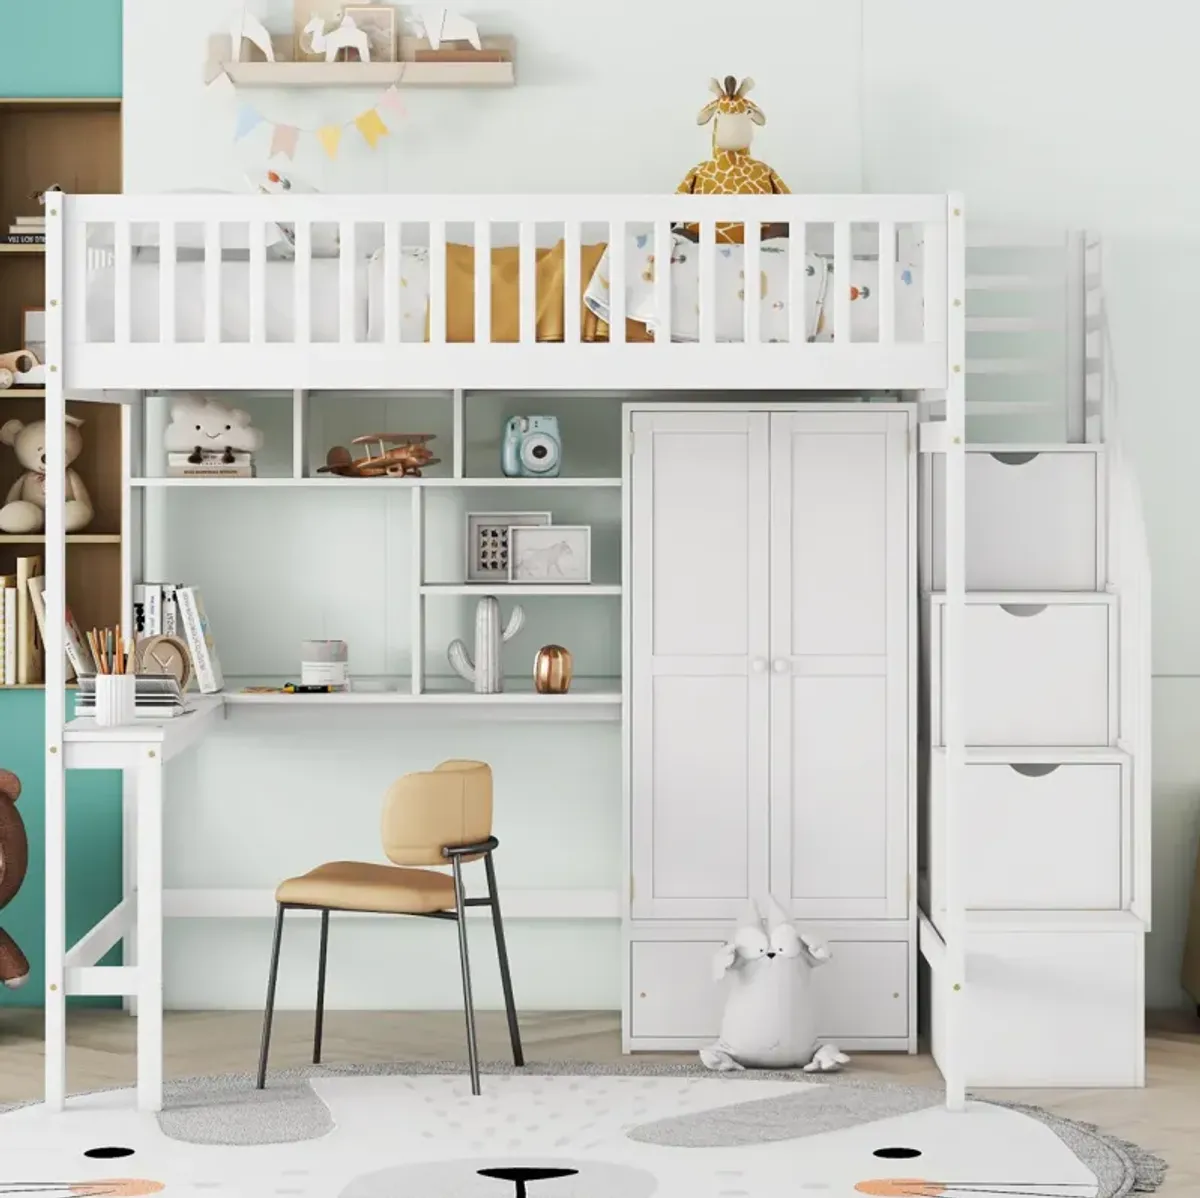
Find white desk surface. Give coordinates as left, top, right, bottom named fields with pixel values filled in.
left=63, top=695, right=224, bottom=766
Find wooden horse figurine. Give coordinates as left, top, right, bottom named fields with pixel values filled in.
left=230, top=4, right=276, bottom=62
left=302, top=13, right=371, bottom=63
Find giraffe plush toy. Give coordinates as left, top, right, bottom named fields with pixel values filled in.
left=677, top=76, right=789, bottom=243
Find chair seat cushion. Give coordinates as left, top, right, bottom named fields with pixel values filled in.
left=276, top=861, right=456, bottom=915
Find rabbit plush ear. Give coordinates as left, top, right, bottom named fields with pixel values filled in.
left=712, top=941, right=738, bottom=980
left=762, top=895, right=790, bottom=931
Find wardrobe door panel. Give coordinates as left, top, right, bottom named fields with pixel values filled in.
left=770, top=411, right=912, bottom=921
left=629, top=410, right=770, bottom=920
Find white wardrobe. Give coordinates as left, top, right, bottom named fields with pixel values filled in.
left=623, top=404, right=916, bottom=1053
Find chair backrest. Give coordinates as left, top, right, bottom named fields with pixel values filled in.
left=380, top=759, right=493, bottom=866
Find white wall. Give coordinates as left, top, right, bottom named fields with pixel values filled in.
left=124, top=0, right=1200, bottom=1011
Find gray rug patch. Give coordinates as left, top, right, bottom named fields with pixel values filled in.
left=627, top=1083, right=940, bottom=1147
left=157, top=1076, right=333, bottom=1146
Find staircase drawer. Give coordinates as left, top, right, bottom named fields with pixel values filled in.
left=928, top=448, right=1104, bottom=592
left=932, top=598, right=1114, bottom=746
left=929, top=757, right=1126, bottom=910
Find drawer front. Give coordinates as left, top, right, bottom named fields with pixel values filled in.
left=931, top=451, right=1101, bottom=592
left=936, top=603, right=1113, bottom=746
left=630, top=938, right=909, bottom=1042
left=932, top=761, right=1124, bottom=910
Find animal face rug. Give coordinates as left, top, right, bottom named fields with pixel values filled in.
left=0, top=1062, right=1165, bottom=1197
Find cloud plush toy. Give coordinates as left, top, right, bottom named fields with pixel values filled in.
left=700, top=896, right=849, bottom=1073
left=163, top=397, right=263, bottom=464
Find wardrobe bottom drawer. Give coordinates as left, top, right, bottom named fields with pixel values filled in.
left=628, top=937, right=910, bottom=1046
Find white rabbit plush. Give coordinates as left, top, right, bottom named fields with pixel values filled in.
left=700, top=896, right=850, bottom=1074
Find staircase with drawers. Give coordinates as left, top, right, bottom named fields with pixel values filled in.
left=919, top=421, right=1150, bottom=1087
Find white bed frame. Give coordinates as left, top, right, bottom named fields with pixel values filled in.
left=36, top=192, right=1149, bottom=1115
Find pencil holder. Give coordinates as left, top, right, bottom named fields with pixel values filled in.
left=94, top=674, right=136, bottom=727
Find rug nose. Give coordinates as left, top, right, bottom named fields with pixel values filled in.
left=854, top=1182, right=945, bottom=1197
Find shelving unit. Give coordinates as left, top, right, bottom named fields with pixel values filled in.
left=0, top=98, right=124, bottom=688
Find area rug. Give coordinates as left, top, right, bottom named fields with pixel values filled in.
left=0, top=1061, right=1166, bottom=1197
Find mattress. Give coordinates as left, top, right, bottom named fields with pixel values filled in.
left=85, top=258, right=370, bottom=344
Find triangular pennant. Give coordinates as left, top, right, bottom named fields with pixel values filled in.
left=378, top=86, right=405, bottom=115
left=317, top=124, right=343, bottom=159
left=354, top=108, right=390, bottom=149
left=234, top=103, right=263, bottom=140
left=269, top=124, right=300, bottom=160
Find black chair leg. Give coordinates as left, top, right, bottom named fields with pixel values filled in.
left=451, top=856, right=481, bottom=1096
left=313, top=908, right=330, bottom=1064
left=256, top=903, right=287, bottom=1090
left=485, top=851, right=524, bottom=1068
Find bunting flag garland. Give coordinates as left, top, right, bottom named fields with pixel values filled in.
left=228, top=76, right=408, bottom=161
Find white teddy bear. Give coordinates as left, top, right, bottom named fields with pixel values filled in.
left=163, top=397, right=263, bottom=464
left=700, top=896, right=850, bottom=1074
left=0, top=416, right=94, bottom=534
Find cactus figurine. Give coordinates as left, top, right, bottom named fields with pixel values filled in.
left=447, top=597, right=526, bottom=693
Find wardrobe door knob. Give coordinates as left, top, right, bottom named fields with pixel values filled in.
left=751, top=658, right=768, bottom=674
left=773, top=659, right=791, bottom=674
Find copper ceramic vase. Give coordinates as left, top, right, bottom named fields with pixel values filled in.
left=533, top=645, right=573, bottom=694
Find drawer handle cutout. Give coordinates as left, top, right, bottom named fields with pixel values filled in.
left=990, top=452, right=1039, bottom=467
left=999, top=603, right=1048, bottom=618
left=1010, top=763, right=1060, bottom=778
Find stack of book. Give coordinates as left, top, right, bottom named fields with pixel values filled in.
left=74, top=674, right=191, bottom=720
left=1, top=557, right=96, bottom=685
left=3, top=215, right=45, bottom=245
left=133, top=581, right=224, bottom=694
left=167, top=451, right=255, bottom=479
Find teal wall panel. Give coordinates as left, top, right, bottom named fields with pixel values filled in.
left=0, top=691, right=123, bottom=1008
left=0, top=0, right=122, bottom=97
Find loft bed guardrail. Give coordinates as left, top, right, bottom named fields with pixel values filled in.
left=47, top=193, right=953, bottom=392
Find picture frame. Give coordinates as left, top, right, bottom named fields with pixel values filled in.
left=466, top=511, right=550, bottom=583
left=343, top=4, right=397, bottom=62
left=508, top=525, right=592, bottom=584
left=22, top=307, right=45, bottom=363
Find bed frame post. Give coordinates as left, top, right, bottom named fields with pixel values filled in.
left=942, top=192, right=968, bottom=1113
left=44, top=193, right=69, bottom=1111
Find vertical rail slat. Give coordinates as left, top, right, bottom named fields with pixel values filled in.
left=924, top=219, right=948, bottom=344
left=159, top=221, right=177, bottom=345
left=1065, top=231, right=1086, bottom=443
left=790, top=217, right=807, bottom=343
left=249, top=219, right=266, bottom=344
left=877, top=219, right=896, bottom=344
left=518, top=221, right=536, bottom=345
left=474, top=220, right=492, bottom=345
left=382, top=222, right=400, bottom=345
left=411, top=486, right=425, bottom=695
left=833, top=221, right=852, bottom=343
left=428, top=219, right=447, bottom=345
left=564, top=219, right=581, bottom=344
left=114, top=218, right=131, bottom=345
left=744, top=219, right=762, bottom=344
left=204, top=222, right=221, bottom=345
left=67, top=219, right=88, bottom=351
left=294, top=221, right=312, bottom=346
left=292, top=389, right=306, bottom=479
left=699, top=220, right=716, bottom=344
left=607, top=220, right=626, bottom=344
left=653, top=219, right=672, bottom=345
left=338, top=220, right=355, bottom=345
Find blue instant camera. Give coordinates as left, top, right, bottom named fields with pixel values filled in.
left=501, top=415, right=562, bottom=478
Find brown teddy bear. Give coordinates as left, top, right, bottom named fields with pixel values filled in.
left=0, top=769, right=30, bottom=989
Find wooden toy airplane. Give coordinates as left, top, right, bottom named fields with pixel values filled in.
left=318, top=433, right=441, bottom=479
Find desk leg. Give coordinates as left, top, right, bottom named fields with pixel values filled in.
left=136, top=754, right=164, bottom=1113
left=122, top=769, right=138, bottom=1018
left=44, top=753, right=67, bottom=1111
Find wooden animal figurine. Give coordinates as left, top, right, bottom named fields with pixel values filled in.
left=678, top=76, right=790, bottom=244
left=303, top=13, right=371, bottom=63
left=448, top=596, right=525, bottom=694
left=318, top=433, right=440, bottom=479
left=230, top=4, right=276, bottom=62
left=0, top=769, right=30, bottom=990
left=408, top=7, right=483, bottom=50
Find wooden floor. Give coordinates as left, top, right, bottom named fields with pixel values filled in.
left=1, top=1008, right=1197, bottom=1194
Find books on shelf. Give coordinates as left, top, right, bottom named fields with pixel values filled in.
left=0, top=578, right=13, bottom=686
left=167, top=451, right=255, bottom=478
left=26, top=576, right=96, bottom=681
left=15, top=555, right=41, bottom=685
left=0, top=233, right=45, bottom=245
left=176, top=585, right=223, bottom=694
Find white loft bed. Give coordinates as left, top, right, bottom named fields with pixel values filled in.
left=36, top=193, right=1150, bottom=1116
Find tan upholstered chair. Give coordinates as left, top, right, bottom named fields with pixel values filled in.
left=255, top=760, right=522, bottom=1096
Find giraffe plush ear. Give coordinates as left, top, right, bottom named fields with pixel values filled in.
left=735, top=76, right=756, bottom=98
left=697, top=98, right=721, bottom=126
left=709, top=77, right=725, bottom=98
left=747, top=100, right=766, bottom=127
